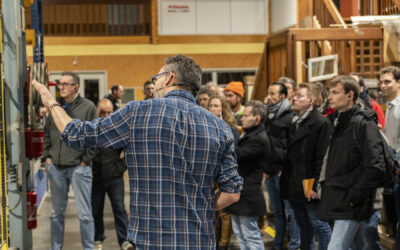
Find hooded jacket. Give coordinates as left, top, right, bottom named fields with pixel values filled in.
left=317, top=105, right=385, bottom=220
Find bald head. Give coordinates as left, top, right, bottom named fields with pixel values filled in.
left=97, top=98, right=113, bottom=118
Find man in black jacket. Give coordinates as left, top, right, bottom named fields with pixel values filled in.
left=225, top=100, right=269, bottom=249
left=105, top=84, right=124, bottom=111
left=281, top=83, right=332, bottom=250
left=264, top=82, right=300, bottom=250
left=317, top=76, right=385, bottom=250
left=92, top=99, right=133, bottom=250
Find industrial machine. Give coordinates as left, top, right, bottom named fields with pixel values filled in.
left=0, top=0, right=46, bottom=249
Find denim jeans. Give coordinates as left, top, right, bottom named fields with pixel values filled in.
left=92, top=177, right=129, bottom=246
left=265, top=174, right=286, bottom=249
left=48, top=164, right=94, bottom=250
left=283, top=200, right=301, bottom=250
left=231, top=215, right=265, bottom=250
left=328, top=220, right=360, bottom=250
left=352, top=209, right=382, bottom=250
left=290, top=201, right=332, bottom=250
left=265, top=174, right=300, bottom=250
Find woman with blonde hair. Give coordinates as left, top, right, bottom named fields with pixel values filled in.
left=208, top=94, right=240, bottom=142
left=208, top=94, right=240, bottom=250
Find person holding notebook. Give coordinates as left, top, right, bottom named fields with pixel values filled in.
left=280, top=83, right=332, bottom=250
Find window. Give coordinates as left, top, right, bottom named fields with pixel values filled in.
left=201, top=68, right=257, bottom=86
left=308, top=55, right=338, bottom=82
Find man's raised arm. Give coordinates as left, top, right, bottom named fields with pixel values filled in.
left=32, top=80, right=72, bottom=133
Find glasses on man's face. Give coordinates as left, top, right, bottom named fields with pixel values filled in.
left=151, top=72, right=169, bottom=84
left=57, top=82, right=76, bottom=88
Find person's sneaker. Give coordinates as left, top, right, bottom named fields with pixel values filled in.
left=94, top=241, right=103, bottom=250
left=121, top=241, right=135, bottom=250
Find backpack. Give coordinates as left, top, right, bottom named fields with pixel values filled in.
left=352, top=114, right=400, bottom=188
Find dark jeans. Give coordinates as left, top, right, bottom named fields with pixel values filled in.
left=352, top=209, right=382, bottom=250
left=91, top=177, right=129, bottom=246
left=290, top=200, right=332, bottom=250
left=265, top=174, right=286, bottom=249
left=383, top=181, right=400, bottom=249
left=394, top=182, right=400, bottom=250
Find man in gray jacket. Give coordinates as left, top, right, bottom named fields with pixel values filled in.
left=43, top=71, right=97, bottom=250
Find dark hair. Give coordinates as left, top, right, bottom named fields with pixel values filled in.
left=111, top=85, right=120, bottom=94
left=164, top=55, right=202, bottom=96
left=278, top=76, right=296, bottom=91
left=245, top=100, right=267, bottom=123
left=270, top=82, right=288, bottom=97
left=315, top=82, right=329, bottom=107
left=380, top=66, right=400, bottom=82
left=144, top=80, right=154, bottom=88
left=330, top=75, right=360, bottom=102
left=368, top=89, right=379, bottom=100
left=198, top=89, right=214, bottom=97
left=61, top=71, right=80, bottom=85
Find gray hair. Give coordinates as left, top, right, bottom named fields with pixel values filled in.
left=278, top=76, right=296, bottom=91
left=245, top=100, right=267, bottom=122
left=61, top=71, right=80, bottom=85
left=164, top=55, right=202, bottom=96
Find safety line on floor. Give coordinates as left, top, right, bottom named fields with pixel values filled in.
left=265, top=226, right=276, bottom=238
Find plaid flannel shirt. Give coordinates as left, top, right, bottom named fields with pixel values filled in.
left=60, top=90, right=243, bottom=249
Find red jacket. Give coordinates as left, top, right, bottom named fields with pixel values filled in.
left=371, top=99, right=385, bottom=130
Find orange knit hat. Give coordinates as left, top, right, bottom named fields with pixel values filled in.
left=225, top=81, right=244, bottom=98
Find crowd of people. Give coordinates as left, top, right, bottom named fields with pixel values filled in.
left=33, top=55, right=400, bottom=250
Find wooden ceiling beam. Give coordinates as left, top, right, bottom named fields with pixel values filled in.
left=289, top=27, right=383, bottom=41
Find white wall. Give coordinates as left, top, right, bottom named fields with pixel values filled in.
left=158, top=0, right=268, bottom=35
left=271, top=0, right=297, bottom=33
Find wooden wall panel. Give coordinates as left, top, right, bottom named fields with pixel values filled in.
left=268, top=45, right=287, bottom=83
left=297, top=0, right=313, bottom=27
left=252, top=44, right=267, bottom=101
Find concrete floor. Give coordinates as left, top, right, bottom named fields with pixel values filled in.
left=32, top=172, right=275, bottom=249
left=33, top=190, right=274, bottom=250
left=33, top=191, right=126, bottom=249
left=33, top=174, right=391, bottom=250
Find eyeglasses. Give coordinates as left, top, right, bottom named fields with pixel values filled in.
left=57, top=82, right=77, bottom=88
left=151, top=72, right=170, bottom=84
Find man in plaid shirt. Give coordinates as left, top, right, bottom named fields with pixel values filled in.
left=33, top=55, right=243, bottom=249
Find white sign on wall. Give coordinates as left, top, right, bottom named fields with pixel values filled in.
left=160, top=1, right=196, bottom=34
left=196, top=0, right=231, bottom=34
left=158, top=0, right=268, bottom=35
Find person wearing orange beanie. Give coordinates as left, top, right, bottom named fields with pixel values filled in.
left=224, top=81, right=245, bottom=125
